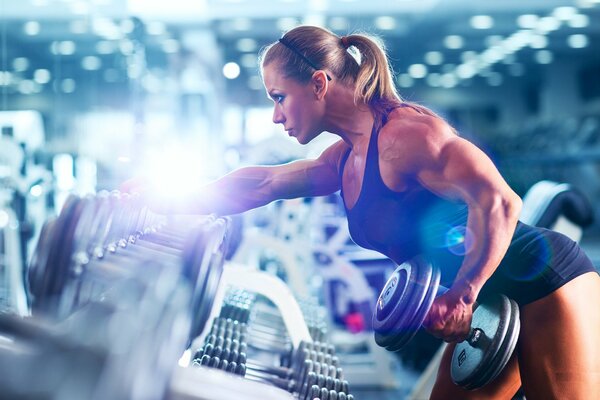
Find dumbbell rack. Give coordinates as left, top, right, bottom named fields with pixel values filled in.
left=181, top=263, right=356, bottom=399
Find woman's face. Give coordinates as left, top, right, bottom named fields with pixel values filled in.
left=262, top=63, right=324, bottom=145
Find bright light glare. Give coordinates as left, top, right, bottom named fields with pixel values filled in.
left=444, top=35, right=464, bottom=49
left=30, top=184, right=44, bottom=197
left=137, top=144, right=210, bottom=200
left=0, top=210, right=9, bottom=228
left=223, top=62, right=241, bottom=79
left=470, top=15, right=494, bottom=29
left=408, top=64, right=428, bottom=79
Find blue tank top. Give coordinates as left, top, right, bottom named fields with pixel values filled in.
left=340, top=111, right=469, bottom=266
left=339, top=110, right=597, bottom=306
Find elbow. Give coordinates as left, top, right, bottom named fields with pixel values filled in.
left=502, top=191, right=522, bottom=225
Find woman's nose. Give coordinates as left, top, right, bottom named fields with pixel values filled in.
left=272, top=107, right=284, bottom=124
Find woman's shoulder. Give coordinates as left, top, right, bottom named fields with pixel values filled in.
left=379, top=111, right=454, bottom=153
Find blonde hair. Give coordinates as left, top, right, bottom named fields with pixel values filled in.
left=259, top=25, right=445, bottom=126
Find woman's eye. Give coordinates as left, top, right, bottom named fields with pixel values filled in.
left=273, top=95, right=284, bottom=103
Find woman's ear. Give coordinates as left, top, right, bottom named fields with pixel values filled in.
left=312, top=70, right=329, bottom=100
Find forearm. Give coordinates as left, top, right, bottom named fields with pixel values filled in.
left=155, top=166, right=275, bottom=216
left=450, top=193, right=522, bottom=304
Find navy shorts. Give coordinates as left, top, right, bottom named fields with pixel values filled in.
left=432, top=222, right=598, bottom=306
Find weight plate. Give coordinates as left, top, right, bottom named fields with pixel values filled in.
left=461, top=295, right=513, bottom=390
left=450, top=293, right=511, bottom=387
left=30, top=195, right=82, bottom=315
left=469, top=297, right=520, bottom=390
left=386, top=265, right=440, bottom=352
left=373, top=256, right=435, bottom=349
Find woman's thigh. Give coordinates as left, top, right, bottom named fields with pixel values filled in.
left=430, top=342, right=522, bottom=400
left=518, top=271, right=600, bottom=400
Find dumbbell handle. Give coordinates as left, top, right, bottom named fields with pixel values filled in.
left=436, top=285, right=485, bottom=347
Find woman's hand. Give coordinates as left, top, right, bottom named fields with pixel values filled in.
left=422, top=288, right=475, bottom=343
left=119, top=177, right=183, bottom=215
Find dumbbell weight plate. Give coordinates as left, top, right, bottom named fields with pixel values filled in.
left=29, top=195, right=83, bottom=314
left=467, top=297, right=520, bottom=390
left=373, top=256, right=435, bottom=350
left=450, top=293, right=512, bottom=388
left=386, top=265, right=440, bottom=352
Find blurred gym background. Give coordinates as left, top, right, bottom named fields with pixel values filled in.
left=0, top=1, right=599, bottom=399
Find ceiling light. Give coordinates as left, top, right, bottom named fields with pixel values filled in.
left=426, top=73, right=441, bottom=87
left=567, top=34, right=589, bottom=48
left=375, top=16, right=396, bottom=30
left=456, top=63, right=477, bottom=79
left=119, top=40, right=134, bottom=55
left=470, top=15, right=493, bottom=29
left=50, top=41, right=76, bottom=56
left=33, top=69, right=51, bottom=84
left=120, top=19, right=135, bottom=34
left=552, top=6, right=578, bottom=21
left=0, top=72, right=13, bottom=86
left=18, top=80, right=37, bottom=95
left=12, top=58, right=29, bottom=72
left=424, top=51, right=443, bottom=65
left=146, top=21, right=166, bottom=36
left=444, top=35, right=464, bottom=49
left=408, top=64, right=427, bottom=79
left=536, top=16, right=561, bottom=33
left=24, top=21, right=40, bottom=36
left=481, top=47, right=505, bottom=64
left=93, top=17, right=122, bottom=40
left=81, top=56, right=102, bottom=71
left=397, top=74, right=414, bottom=88
left=61, top=79, right=76, bottom=94
left=529, top=35, right=548, bottom=49
left=516, top=14, right=538, bottom=29
left=96, top=40, right=116, bottom=54
left=237, top=38, right=257, bottom=53
left=534, top=50, right=553, bottom=64
left=568, top=14, right=589, bottom=28
left=440, top=73, right=457, bottom=88
left=223, top=62, right=241, bottom=80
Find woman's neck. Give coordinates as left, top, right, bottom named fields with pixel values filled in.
left=322, top=84, right=375, bottom=149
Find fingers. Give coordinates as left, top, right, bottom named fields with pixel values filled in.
left=423, top=301, right=472, bottom=343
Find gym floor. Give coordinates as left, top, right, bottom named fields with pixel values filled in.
left=349, top=234, right=600, bottom=400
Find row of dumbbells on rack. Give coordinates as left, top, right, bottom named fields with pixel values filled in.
left=0, top=190, right=235, bottom=399
left=192, top=289, right=355, bottom=400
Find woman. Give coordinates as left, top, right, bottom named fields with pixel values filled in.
left=125, top=25, right=600, bottom=399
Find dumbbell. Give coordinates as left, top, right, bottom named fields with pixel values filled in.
left=195, top=329, right=349, bottom=397
left=373, top=256, right=520, bottom=390
left=28, top=193, right=228, bottom=341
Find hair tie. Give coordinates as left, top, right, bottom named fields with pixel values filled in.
left=340, top=36, right=350, bottom=49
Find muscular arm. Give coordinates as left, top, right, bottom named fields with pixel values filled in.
left=149, top=140, right=348, bottom=216
left=382, top=116, right=522, bottom=305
